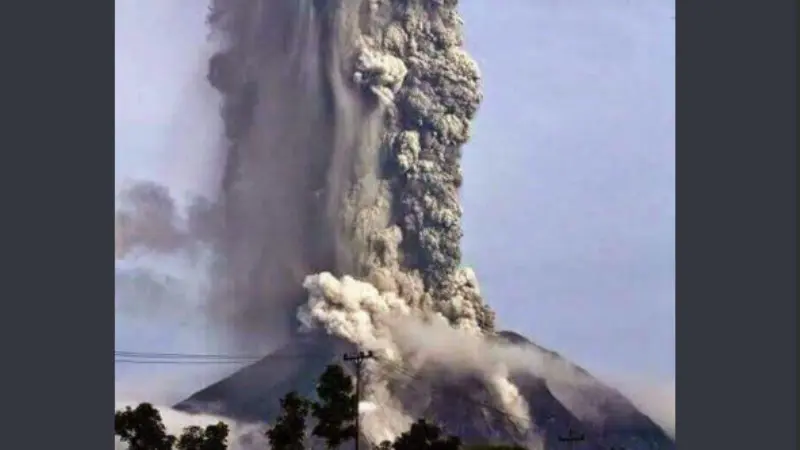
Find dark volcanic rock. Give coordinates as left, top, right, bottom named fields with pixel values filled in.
left=174, top=330, right=674, bottom=450
left=173, top=332, right=340, bottom=422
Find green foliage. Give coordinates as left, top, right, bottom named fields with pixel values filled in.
left=390, top=418, right=462, bottom=450
left=114, top=403, right=231, bottom=450
left=266, top=391, right=313, bottom=450
left=311, top=364, right=358, bottom=449
left=114, top=403, right=177, bottom=450
left=176, top=423, right=230, bottom=450
left=115, top=366, right=507, bottom=450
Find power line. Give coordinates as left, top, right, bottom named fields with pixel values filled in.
left=115, top=350, right=263, bottom=360
left=114, top=350, right=260, bottom=365
left=115, top=358, right=255, bottom=365
left=116, top=348, right=618, bottom=447
left=113, top=349, right=537, bottom=427
left=370, top=364, right=437, bottom=424
left=113, top=350, right=331, bottom=364
left=362, top=366, right=446, bottom=442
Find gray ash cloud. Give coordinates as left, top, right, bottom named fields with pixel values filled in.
left=203, top=0, right=494, bottom=346
left=117, top=0, right=493, bottom=348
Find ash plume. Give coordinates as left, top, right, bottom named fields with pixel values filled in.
left=204, top=0, right=494, bottom=349
left=192, top=0, right=514, bottom=437
left=117, top=0, right=494, bottom=348
left=119, top=1, right=674, bottom=445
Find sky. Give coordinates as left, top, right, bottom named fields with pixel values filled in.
left=114, top=0, right=675, bottom=398
left=459, top=0, right=675, bottom=381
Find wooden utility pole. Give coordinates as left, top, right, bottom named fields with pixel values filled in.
left=344, top=350, right=375, bottom=450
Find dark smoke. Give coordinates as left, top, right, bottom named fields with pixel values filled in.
left=115, top=181, right=220, bottom=319
left=118, top=3, right=676, bottom=444
left=117, top=0, right=494, bottom=349
left=204, top=0, right=494, bottom=347
left=116, top=182, right=183, bottom=258
left=204, top=0, right=367, bottom=347
left=115, top=181, right=220, bottom=259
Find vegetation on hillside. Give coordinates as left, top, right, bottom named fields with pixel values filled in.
left=114, top=364, right=525, bottom=450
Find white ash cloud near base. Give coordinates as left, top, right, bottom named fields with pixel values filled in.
left=298, top=272, right=676, bottom=444
left=299, top=272, right=530, bottom=443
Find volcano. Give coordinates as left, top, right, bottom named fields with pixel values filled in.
left=153, top=3, right=675, bottom=448
left=174, top=331, right=674, bottom=450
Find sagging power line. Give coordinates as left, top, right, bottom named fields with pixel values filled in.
left=114, top=359, right=255, bottom=365
left=115, top=350, right=264, bottom=359
left=113, top=349, right=331, bottom=365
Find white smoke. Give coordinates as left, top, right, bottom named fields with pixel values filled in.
left=114, top=402, right=269, bottom=450
left=298, top=272, right=532, bottom=442
left=298, top=271, right=677, bottom=443
left=115, top=374, right=267, bottom=449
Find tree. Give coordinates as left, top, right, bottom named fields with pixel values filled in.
left=114, top=403, right=177, bottom=450
left=391, top=419, right=462, bottom=450
left=311, top=364, right=358, bottom=449
left=266, top=391, right=312, bottom=450
left=176, top=422, right=230, bottom=450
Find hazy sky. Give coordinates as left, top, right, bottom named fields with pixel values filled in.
left=115, top=0, right=675, bottom=395
left=459, top=0, right=675, bottom=380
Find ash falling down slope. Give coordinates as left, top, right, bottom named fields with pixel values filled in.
left=117, top=0, right=674, bottom=448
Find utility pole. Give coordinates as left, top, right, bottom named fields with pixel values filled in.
left=344, top=350, right=375, bottom=450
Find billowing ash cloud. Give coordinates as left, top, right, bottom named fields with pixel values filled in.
left=190, top=0, right=514, bottom=436
left=118, top=0, right=493, bottom=345
left=117, top=1, right=676, bottom=444
left=121, top=0, right=521, bottom=435
left=198, top=0, right=494, bottom=348
left=299, top=272, right=532, bottom=443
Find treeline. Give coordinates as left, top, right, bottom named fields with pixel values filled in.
left=114, top=364, right=524, bottom=450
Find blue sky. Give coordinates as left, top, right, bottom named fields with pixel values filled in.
left=458, top=0, right=675, bottom=381
left=115, top=0, right=674, bottom=396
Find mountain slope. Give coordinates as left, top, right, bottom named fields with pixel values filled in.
left=174, top=331, right=674, bottom=449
